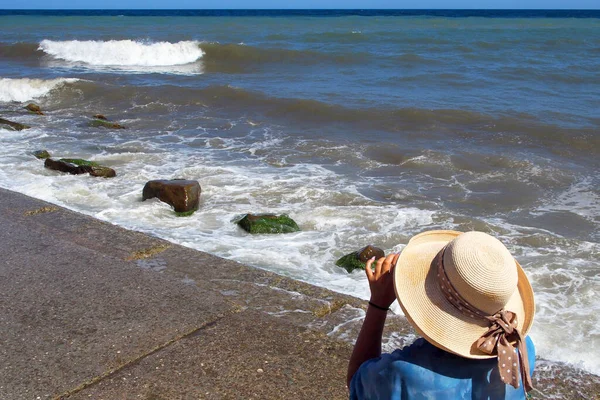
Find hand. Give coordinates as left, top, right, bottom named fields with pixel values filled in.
left=365, top=253, right=399, bottom=309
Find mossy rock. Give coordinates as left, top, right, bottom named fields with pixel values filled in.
left=335, top=253, right=366, bottom=273
left=44, top=158, right=90, bottom=175
left=236, top=213, right=300, bottom=234
left=59, top=158, right=100, bottom=167
left=0, top=117, right=30, bottom=131
left=25, top=103, right=44, bottom=115
left=88, top=119, right=125, bottom=129
left=336, top=245, right=385, bottom=273
left=33, top=150, right=51, bottom=159
left=45, top=158, right=116, bottom=178
left=88, top=165, right=117, bottom=178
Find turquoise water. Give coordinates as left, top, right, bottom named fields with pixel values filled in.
left=0, top=10, right=598, bottom=376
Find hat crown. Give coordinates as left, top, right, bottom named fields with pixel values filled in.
left=443, top=232, right=518, bottom=315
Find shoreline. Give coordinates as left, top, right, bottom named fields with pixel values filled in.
left=0, top=187, right=598, bottom=399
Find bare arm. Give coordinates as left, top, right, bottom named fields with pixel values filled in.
left=346, top=253, right=399, bottom=388
left=346, top=303, right=388, bottom=387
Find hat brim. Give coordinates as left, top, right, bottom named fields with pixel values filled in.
left=393, top=230, right=535, bottom=359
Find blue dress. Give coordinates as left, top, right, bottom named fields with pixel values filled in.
left=350, top=337, right=535, bottom=400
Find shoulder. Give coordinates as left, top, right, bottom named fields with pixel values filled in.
left=349, top=339, right=465, bottom=399
left=350, top=337, right=536, bottom=399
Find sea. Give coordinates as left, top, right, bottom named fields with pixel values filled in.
left=0, top=9, right=598, bottom=377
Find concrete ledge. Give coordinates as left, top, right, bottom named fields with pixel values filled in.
left=0, top=188, right=598, bottom=399
left=68, top=310, right=350, bottom=400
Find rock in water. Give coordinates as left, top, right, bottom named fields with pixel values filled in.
left=93, top=114, right=107, bottom=120
left=142, top=180, right=201, bottom=214
left=336, top=245, right=385, bottom=273
left=88, top=118, right=125, bottom=129
left=88, top=166, right=117, bottom=178
left=33, top=150, right=51, bottom=159
left=58, top=158, right=100, bottom=167
left=44, top=158, right=116, bottom=178
left=236, top=213, right=300, bottom=234
left=25, top=103, right=44, bottom=115
left=44, top=158, right=90, bottom=175
left=0, top=117, right=30, bottom=131
left=61, top=158, right=117, bottom=178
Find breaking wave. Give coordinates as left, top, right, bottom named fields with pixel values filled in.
left=1, top=40, right=365, bottom=72
left=0, top=77, right=78, bottom=102
left=38, top=39, right=204, bottom=66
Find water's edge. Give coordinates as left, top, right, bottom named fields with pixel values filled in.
left=2, top=186, right=599, bottom=399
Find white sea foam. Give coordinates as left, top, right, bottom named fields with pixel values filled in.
left=0, top=77, right=78, bottom=102
left=536, top=177, right=600, bottom=221
left=38, top=39, right=204, bottom=67
left=0, top=117, right=598, bottom=377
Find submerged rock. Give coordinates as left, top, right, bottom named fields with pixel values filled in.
left=0, top=117, right=30, bottom=131
left=33, top=150, right=51, bottom=159
left=142, top=179, right=201, bottom=214
left=88, top=118, right=125, bottom=129
left=236, top=213, right=300, bottom=234
left=336, top=245, right=385, bottom=273
left=44, top=158, right=116, bottom=178
left=25, top=103, right=44, bottom=115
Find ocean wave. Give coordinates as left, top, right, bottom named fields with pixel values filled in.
left=198, top=42, right=366, bottom=72
left=188, top=86, right=599, bottom=154
left=18, top=77, right=597, bottom=161
left=2, top=40, right=365, bottom=70
left=0, top=77, right=79, bottom=102
left=32, top=81, right=598, bottom=158
left=38, top=39, right=204, bottom=66
left=0, top=42, right=40, bottom=60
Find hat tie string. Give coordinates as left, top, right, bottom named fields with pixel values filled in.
left=437, top=250, right=533, bottom=393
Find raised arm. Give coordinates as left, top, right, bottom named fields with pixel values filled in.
left=346, top=253, right=399, bottom=387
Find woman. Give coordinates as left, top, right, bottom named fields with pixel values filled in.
left=347, top=230, right=535, bottom=399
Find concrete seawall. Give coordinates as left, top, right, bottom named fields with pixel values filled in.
left=0, top=188, right=597, bottom=399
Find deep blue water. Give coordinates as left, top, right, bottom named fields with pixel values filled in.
left=1, top=9, right=600, bottom=17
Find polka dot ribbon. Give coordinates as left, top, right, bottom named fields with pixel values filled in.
left=437, top=250, right=533, bottom=393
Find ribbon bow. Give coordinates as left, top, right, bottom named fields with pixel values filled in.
left=475, top=310, right=533, bottom=391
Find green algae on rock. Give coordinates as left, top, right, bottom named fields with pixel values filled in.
left=0, top=117, right=30, bottom=131
left=335, top=253, right=366, bottom=273
left=336, top=245, right=385, bottom=273
left=33, top=150, right=51, bottom=159
left=59, top=158, right=100, bottom=167
left=45, top=158, right=116, bottom=178
left=44, top=158, right=91, bottom=175
left=88, top=165, right=117, bottom=178
left=175, top=210, right=196, bottom=217
left=236, top=213, right=300, bottom=234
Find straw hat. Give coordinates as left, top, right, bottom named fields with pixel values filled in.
left=393, top=230, right=535, bottom=359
